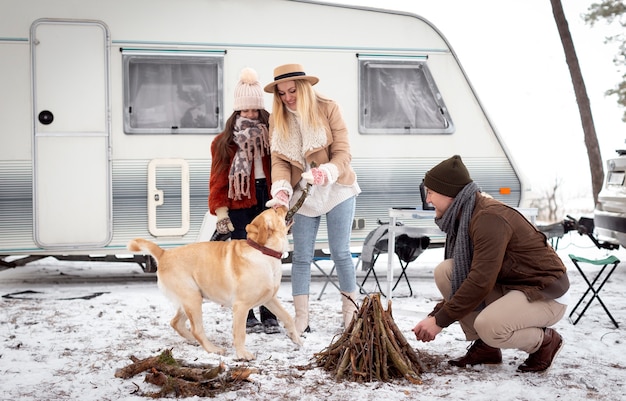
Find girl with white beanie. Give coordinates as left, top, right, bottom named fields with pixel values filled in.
left=208, top=67, right=279, bottom=334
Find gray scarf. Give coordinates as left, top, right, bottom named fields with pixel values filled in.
left=434, top=181, right=480, bottom=295
left=228, top=116, right=269, bottom=200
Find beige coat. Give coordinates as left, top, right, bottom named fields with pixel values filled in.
left=268, top=99, right=356, bottom=190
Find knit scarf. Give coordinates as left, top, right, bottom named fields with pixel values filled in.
left=434, top=181, right=480, bottom=295
left=228, top=116, right=270, bottom=200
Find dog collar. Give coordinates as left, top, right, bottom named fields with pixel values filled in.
left=246, top=239, right=283, bottom=259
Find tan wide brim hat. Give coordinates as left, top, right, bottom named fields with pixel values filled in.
left=264, top=63, right=319, bottom=93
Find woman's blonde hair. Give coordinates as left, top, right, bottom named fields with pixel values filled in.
left=271, top=80, right=329, bottom=140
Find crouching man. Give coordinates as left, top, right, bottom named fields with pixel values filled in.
left=412, top=155, right=569, bottom=372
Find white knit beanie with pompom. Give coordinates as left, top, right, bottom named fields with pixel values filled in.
left=233, top=67, right=265, bottom=111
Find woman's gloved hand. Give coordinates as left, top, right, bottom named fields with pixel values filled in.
left=301, top=167, right=327, bottom=186
left=266, top=190, right=290, bottom=209
left=215, top=206, right=234, bottom=234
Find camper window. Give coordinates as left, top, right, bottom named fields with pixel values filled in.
left=122, top=51, right=224, bottom=134
left=358, top=58, right=453, bottom=135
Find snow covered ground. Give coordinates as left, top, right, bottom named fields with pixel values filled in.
left=1, top=233, right=625, bottom=401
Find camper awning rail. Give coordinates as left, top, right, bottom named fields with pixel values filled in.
left=356, top=53, right=429, bottom=60
left=120, top=48, right=226, bottom=56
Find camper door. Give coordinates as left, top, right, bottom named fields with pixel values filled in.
left=31, top=19, right=111, bottom=249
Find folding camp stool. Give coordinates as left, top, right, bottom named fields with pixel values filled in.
left=568, top=254, right=621, bottom=328
left=360, top=234, right=430, bottom=297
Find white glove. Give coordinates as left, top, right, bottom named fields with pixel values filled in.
left=215, top=206, right=234, bottom=234
left=266, top=190, right=290, bottom=209
left=301, top=167, right=327, bottom=186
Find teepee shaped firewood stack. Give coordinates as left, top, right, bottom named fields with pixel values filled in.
left=314, top=293, right=425, bottom=384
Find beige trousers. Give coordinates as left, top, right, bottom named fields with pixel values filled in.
left=434, top=259, right=567, bottom=353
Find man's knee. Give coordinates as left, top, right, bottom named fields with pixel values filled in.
left=474, top=312, right=511, bottom=348
left=434, top=259, right=454, bottom=298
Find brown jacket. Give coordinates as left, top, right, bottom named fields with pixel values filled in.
left=433, top=195, right=569, bottom=328
left=268, top=99, right=356, bottom=189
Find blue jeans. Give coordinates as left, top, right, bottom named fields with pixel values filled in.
left=290, top=196, right=357, bottom=296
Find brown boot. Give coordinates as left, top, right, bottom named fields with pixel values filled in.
left=517, top=328, right=563, bottom=373
left=448, top=339, right=502, bottom=367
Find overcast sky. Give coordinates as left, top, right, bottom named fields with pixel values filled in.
left=332, top=0, right=625, bottom=207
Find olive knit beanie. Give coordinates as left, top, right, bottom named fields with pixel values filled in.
left=233, top=67, right=264, bottom=111
left=423, top=155, right=473, bottom=198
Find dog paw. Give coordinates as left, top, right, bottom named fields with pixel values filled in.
left=235, top=349, right=256, bottom=361
left=288, top=332, right=304, bottom=346
left=205, top=345, right=226, bottom=355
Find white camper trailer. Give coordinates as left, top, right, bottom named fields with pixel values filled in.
left=0, top=0, right=529, bottom=268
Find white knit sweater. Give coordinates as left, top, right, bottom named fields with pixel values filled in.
left=291, top=172, right=361, bottom=217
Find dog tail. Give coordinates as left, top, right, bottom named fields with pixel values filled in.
left=127, top=238, right=165, bottom=260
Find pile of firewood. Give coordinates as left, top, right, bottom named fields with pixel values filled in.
left=314, top=293, right=425, bottom=384
left=115, top=349, right=256, bottom=398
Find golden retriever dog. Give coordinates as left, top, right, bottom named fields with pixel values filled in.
left=127, top=206, right=301, bottom=360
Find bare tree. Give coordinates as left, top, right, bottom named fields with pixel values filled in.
left=550, top=0, right=605, bottom=205
left=545, top=178, right=562, bottom=222
left=530, top=178, right=563, bottom=223
left=584, top=0, right=626, bottom=121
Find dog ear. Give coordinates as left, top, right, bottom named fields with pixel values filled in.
left=254, top=219, right=269, bottom=245
left=246, top=221, right=259, bottom=241
left=246, top=212, right=271, bottom=245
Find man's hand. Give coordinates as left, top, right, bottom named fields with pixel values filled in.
left=412, top=316, right=443, bottom=342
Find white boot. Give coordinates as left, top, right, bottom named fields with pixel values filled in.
left=293, top=295, right=309, bottom=335
left=341, top=292, right=358, bottom=330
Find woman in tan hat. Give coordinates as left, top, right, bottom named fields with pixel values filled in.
left=209, top=67, right=279, bottom=335
left=264, top=64, right=361, bottom=334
